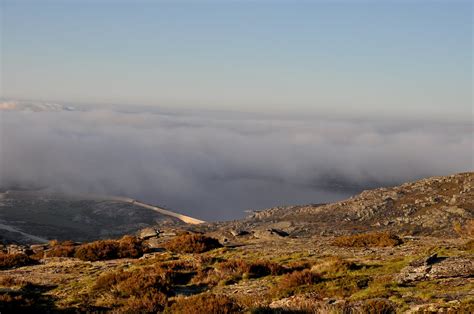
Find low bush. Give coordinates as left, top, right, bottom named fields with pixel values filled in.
left=279, top=269, right=321, bottom=291
left=0, top=253, right=36, bottom=270
left=217, top=259, right=285, bottom=280
left=165, top=293, right=240, bottom=314
left=44, top=241, right=76, bottom=258
left=358, top=298, right=396, bottom=314
left=332, top=232, right=403, bottom=247
left=163, top=233, right=222, bottom=254
left=91, top=266, right=173, bottom=311
left=74, top=235, right=145, bottom=261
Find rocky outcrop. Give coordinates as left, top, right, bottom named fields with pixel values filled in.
left=396, top=254, right=474, bottom=284
left=233, top=172, right=474, bottom=237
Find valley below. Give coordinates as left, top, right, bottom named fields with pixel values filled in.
left=0, top=172, right=472, bottom=313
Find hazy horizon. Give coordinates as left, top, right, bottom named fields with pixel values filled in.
left=0, top=1, right=472, bottom=220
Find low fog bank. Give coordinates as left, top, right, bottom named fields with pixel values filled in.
left=1, top=103, right=472, bottom=220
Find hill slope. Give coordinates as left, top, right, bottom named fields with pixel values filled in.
left=0, top=191, right=190, bottom=244
left=219, top=172, right=473, bottom=238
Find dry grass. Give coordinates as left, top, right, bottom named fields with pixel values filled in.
left=165, top=293, right=241, bottom=314
left=332, top=232, right=403, bottom=247
left=163, top=233, right=222, bottom=254
left=311, top=256, right=359, bottom=277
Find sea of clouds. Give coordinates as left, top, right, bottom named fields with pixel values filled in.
left=0, top=101, right=472, bottom=220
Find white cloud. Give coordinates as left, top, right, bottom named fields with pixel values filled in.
left=0, top=102, right=472, bottom=220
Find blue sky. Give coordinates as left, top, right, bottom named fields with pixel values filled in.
left=1, top=0, right=472, bottom=119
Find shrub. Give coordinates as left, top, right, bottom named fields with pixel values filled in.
left=91, top=267, right=172, bottom=311
left=217, top=259, right=285, bottom=280
left=44, top=241, right=76, bottom=258
left=74, top=236, right=146, bottom=261
left=74, top=240, right=119, bottom=261
left=117, top=235, right=146, bottom=258
left=165, top=293, right=240, bottom=314
left=332, top=232, right=403, bottom=247
left=0, top=253, right=36, bottom=270
left=279, top=270, right=321, bottom=290
left=122, top=291, right=168, bottom=313
left=359, top=298, right=396, bottom=314
left=163, top=234, right=222, bottom=253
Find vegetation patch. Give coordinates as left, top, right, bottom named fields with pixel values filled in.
left=165, top=293, right=241, bottom=314
left=90, top=266, right=173, bottom=312
left=0, top=253, right=37, bottom=270
left=74, top=235, right=146, bottom=261
left=276, top=269, right=321, bottom=296
left=163, top=233, right=222, bottom=254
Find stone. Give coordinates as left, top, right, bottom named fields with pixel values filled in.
left=137, top=227, right=160, bottom=240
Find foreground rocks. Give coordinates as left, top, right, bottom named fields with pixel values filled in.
left=397, top=254, right=474, bottom=284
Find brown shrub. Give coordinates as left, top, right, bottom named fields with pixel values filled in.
left=165, top=293, right=240, bottom=314
left=332, top=232, right=403, bottom=247
left=44, top=241, right=76, bottom=258
left=0, top=253, right=36, bottom=270
left=358, top=298, right=396, bottom=314
left=91, top=266, right=172, bottom=311
left=279, top=269, right=321, bottom=290
left=74, top=240, right=118, bottom=261
left=217, top=259, right=285, bottom=280
left=117, top=235, right=146, bottom=258
left=163, top=234, right=222, bottom=254
left=122, top=291, right=168, bottom=313
left=74, top=236, right=145, bottom=261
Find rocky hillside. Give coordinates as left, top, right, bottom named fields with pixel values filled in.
left=219, top=172, right=473, bottom=239
left=0, top=173, right=472, bottom=313
left=0, top=191, right=185, bottom=244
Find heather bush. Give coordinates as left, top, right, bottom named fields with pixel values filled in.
left=359, top=298, right=396, bottom=314
left=91, top=266, right=173, bottom=311
left=44, top=241, right=76, bottom=258
left=74, top=236, right=146, bottom=261
left=332, top=232, right=402, bottom=247
left=279, top=269, right=321, bottom=291
left=163, top=233, right=222, bottom=253
left=0, top=253, right=36, bottom=270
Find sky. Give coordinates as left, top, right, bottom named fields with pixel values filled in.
left=1, top=0, right=472, bottom=119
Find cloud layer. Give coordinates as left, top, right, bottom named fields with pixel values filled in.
left=1, top=103, right=472, bottom=220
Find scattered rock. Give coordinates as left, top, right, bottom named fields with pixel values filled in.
left=397, top=256, right=474, bottom=284
left=137, top=227, right=160, bottom=240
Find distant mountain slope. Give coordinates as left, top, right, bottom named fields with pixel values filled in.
left=224, top=172, right=473, bottom=238
left=0, top=191, right=191, bottom=244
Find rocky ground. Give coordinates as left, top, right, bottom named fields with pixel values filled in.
left=0, top=172, right=472, bottom=313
